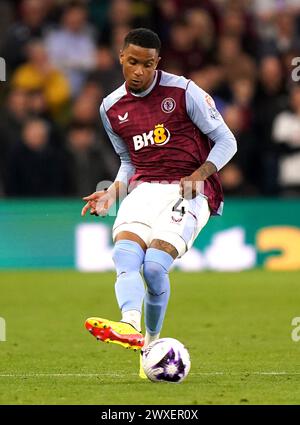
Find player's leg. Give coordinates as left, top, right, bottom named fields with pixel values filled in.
left=86, top=184, right=154, bottom=351
left=138, top=239, right=177, bottom=378
left=143, top=240, right=177, bottom=345
left=113, top=231, right=146, bottom=332
left=86, top=230, right=149, bottom=350
left=139, top=193, right=210, bottom=377
left=110, top=182, right=173, bottom=335
left=85, top=231, right=147, bottom=350
left=143, top=189, right=210, bottom=347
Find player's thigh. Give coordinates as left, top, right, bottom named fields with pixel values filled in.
left=115, top=231, right=148, bottom=251
left=149, top=239, right=179, bottom=259
left=150, top=193, right=210, bottom=258
left=112, top=183, right=170, bottom=247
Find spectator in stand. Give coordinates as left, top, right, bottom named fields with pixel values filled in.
left=110, top=24, right=133, bottom=58
left=26, top=89, right=64, bottom=149
left=252, top=0, right=300, bottom=22
left=11, top=39, right=71, bottom=117
left=98, top=0, right=133, bottom=46
left=4, top=117, right=68, bottom=197
left=217, top=35, right=257, bottom=85
left=0, top=88, right=29, bottom=151
left=64, top=123, right=114, bottom=196
left=220, top=104, right=258, bottom=196
left=229, top=76, right=260, bottom=189
left=100, top=0, right=154, bottom=33
left=0, top=1, right=13, bottom=53
left=71, top=92, right=100, bottom=129
left=185, top=8, right=216, bottom=63
left=88, top=0, right=110, bottom=34
left=177, top=0, right=220, bottom=26
left=252, top=0, right=300, bottom=49
left=26, top=88, right=51, bottom=120
left=87, top=45, right=124, bottom=96
left=259, top=11, right=300, bottom=58
left=254, top=56, right=289, bottom=194
left=230, top=77, right=256, bottom=132
left=219, top=162, right=247, bottom=196
left=1, top=0, right=49, bottom=71
left=152, top=0, right=178, bottom=44
left=219, top=6, right=258, bottom=58
left=1, top=0, right=300, bottom=199
left=79, top=80, right=104, bottom=105
left=189, top=65, right=227, bottom=112
left=70, top=90, right=120, bottom=177
left=160, top=18, right=203, bottom=75
left=45, top=1, right=97, bottom=96
left=272, top=85, right=300, bottom=195
left=0, top=88, right=29, bottom=195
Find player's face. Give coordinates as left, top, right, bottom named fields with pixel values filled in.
left=120, top=44, right=161, bottom=93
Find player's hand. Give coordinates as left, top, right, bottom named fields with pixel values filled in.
left=179, top=172, right=204, bottom=199
left=81, top=189, right=116, bottom=217
left=180, top=162, right=217, bottom=199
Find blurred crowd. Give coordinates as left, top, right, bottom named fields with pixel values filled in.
left=0, top=0, right=300, bottom=198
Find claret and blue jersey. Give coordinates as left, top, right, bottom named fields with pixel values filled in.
left=100, top=70, right=237, bottom=215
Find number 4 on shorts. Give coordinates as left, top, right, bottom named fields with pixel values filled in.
left=172, top=198, right=186, bottom=216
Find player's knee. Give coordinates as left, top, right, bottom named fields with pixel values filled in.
left=112, top=240, right=144, bottom=274
left=144, top=260, right=166, bottom=281
left=143, top=261, right=168, bottom=295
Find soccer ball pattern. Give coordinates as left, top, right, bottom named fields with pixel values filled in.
left=142, top=338, right=191, bottom=383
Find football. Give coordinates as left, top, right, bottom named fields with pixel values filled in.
left=142, top=337, right=191, bottom=383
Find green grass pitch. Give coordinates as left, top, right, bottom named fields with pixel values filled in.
left=0, top=270, right=300, bottom=405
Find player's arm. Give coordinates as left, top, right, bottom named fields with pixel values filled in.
left=180, top=81, right=237, bottom=198
left=81, top=103, right=135, bottom=217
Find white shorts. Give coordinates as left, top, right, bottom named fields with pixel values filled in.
left=112, top=182, right=210, bottom=258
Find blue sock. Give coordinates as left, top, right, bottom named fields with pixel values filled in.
left=112, top=240, right=145, bottom=314
left=143, top=248, right=174, bottom=335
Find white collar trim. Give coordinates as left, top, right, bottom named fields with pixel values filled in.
left=130, top=71, right=158, bottom=97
